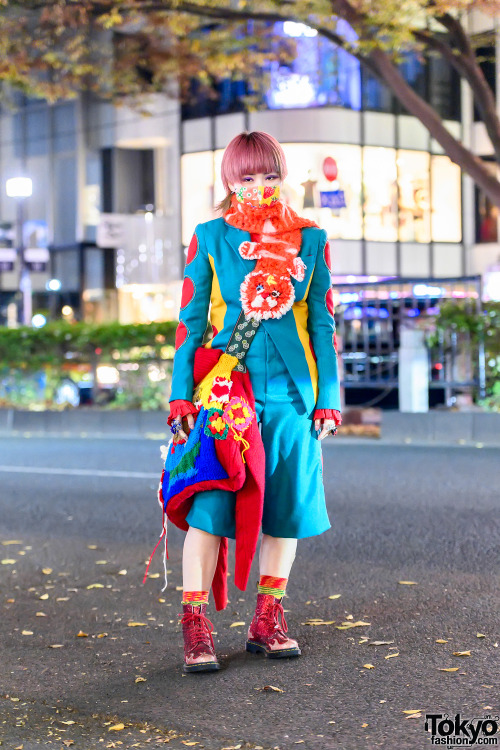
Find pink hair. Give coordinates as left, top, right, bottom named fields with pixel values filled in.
left=216, top=131, right=287, bottom=213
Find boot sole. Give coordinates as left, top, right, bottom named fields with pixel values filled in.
left=183, top=661, right=220, bottom=673
left=246, top=640, right=301, bottom=658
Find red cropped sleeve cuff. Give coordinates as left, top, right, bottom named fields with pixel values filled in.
left=167, top=399, right=199, bottom=427
left=313, top=408, right=342, bottom=426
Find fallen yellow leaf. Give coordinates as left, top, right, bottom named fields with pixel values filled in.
left=406, top=712, right=422, bottom=719
left=118, top=570, right=127, bottom=575
left=95, top=560, right=108, bottom=565
left=363, top=664, right=375, bottom=669
left=369, top=640, right=394, bottom=646
left=135, top=677, right=147, bottom=683
left=1, top=559, right=16, bottom=565
left=21, top=630, right=33, bottom=636
left=59, top=720, right=76, bottom=725
left=86, top=583, right=104, bottom=589
left=230, top=621, right=246, bottom=627
left=263, top=685, right=284, bottom=692
left=403, top=710, right=423, bottom=714
left=175, top=586, right=183, bottom=591
left=435, top=639, right=448, bottom=644
left=476, top=633, right=486, bottom=638
left=398, top=581, right=418, bottom=585
left=158, top=598, right=166, bottom=603
left=2, top=540, right=23, bottom=545
left=97, top=633, right=108, bottom=638
left=302, top=620, right=335, bottom=626
left=39, top=593, right=49, bottom=600
left=87, top=545, right=98, bottom=549
left=438, top=667, right=459, bottom=672
left=181, top=743, right=199, bottom=747
left=127, top=622, right=147, bottom=627
left=76, top=631, right=88, bottom=638
left=36, top=612, right=46, bottom=617
left=48, top=644, right=64, bottom=648
left=452, top=651, right=471, bottom=657
left=108, top=723, right=125, bottom=732
left=328, top=594, right=341, bottom=599
left=385, top=652, right=399, bottom=659
left=42, top=568, right=53, bottom=575
left=362, top=722, right=369, bottom=727
left=148, top=573, right=160, bottom=579
left=337, top=621, right=371, bottom=630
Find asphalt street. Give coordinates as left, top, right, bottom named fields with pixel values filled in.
left=0, top=435, right=498, bottom=750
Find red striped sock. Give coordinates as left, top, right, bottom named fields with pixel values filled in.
left=182, top=590, right=209, bottom=605
left=258, top=575, right=287, bottom=598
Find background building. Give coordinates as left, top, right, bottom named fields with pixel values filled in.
left=0, top=16, right=498, bottom=328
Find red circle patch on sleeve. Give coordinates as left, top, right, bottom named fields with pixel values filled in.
left=326, top=288, right=335, bottom=316
left=180, top=276, right=195, bottom=310
left=324, top=241, right=332, bottom=272
left=175, top=320, right=188, bottom=350
left=186, top=234, right=198, bottom=266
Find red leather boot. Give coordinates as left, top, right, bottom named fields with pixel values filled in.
left=179, top=602, right=220, bottom=673
left=246, top=593, right=301, bottom=658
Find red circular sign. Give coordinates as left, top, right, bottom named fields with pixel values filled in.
left=323, top=157, right=338, bottom=182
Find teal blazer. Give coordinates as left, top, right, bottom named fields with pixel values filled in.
left=170, top=217, right=341, bottom=416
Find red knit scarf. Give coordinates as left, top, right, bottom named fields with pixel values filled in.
left=224, top=195, right=318, bottom=320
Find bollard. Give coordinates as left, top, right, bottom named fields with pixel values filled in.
left=398, top=327, right=429, bottom=413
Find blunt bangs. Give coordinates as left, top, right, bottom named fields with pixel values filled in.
left=220, top=132, right=288, bottom=191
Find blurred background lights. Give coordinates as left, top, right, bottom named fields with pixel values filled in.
left=61, top=305, right=73, bottom=317
left=283, top=21, right=318, bottom=37
left=31, top=313, right=47, bottom=328
left=6, top=176, right=33, bottom=198
left=46, top=278, right=62, bottom=292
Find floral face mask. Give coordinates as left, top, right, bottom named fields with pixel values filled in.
left=235, top=185, right=281, bottom=208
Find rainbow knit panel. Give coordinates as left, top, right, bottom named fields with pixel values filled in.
left=163, top=408, right=229, bottom=508
left=258, top=575, right=287, bottom=598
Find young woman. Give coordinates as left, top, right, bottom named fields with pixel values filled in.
left=167, top=131, right=341, bottom=672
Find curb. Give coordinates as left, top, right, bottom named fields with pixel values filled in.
left=0, top=408, right=499, bottom=447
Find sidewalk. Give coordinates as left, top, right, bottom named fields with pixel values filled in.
left=0, top=407, right=499, bottom=446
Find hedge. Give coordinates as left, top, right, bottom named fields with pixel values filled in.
left=0, top=320, right=178, bottom=368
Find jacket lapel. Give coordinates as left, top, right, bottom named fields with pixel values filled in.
left=223, top=223, right=254, bottom=275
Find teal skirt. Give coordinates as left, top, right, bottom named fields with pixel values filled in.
left=186, top=328, right=330, bottom=540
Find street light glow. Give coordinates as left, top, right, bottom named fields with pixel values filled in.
left=46, top=278, right=62, bottom=292
left=6, top=177, right=33, bottom=198
left=32, top=313, right=47, bottom=328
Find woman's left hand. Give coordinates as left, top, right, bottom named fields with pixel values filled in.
left=314, top=409, right=342, bottom=440
left=314, top=418, right=338, bottom=440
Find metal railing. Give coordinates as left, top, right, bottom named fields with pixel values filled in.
left=334, top=276, right=483, bottom=404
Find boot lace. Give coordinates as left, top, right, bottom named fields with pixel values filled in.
left=180, top=610, right=215, bottom=656
left=258, top=598, right=289, bottom=644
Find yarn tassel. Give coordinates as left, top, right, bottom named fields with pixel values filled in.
left=142, top=508, right=169, bottom=587
left=231, top=426, right=250, bottom=463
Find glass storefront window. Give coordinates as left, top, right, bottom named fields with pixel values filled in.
left=265, top=21, right=361, bottom=111
left=475, top=162, right=498, bottom=243
left=363, top=147, right=398, bottom=242
left=397, top=150, right=431, bottom=243
left=181, top=151, right=216, bottom=246
left=431, top=155, right=462, bottom=243
left=281, top=143, right=362, bottom=240
left=181, top=145, right=462, bottom=246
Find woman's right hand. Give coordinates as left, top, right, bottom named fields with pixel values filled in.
left=168, top=400, right=199, bottom=444
left=172, top=412, right=197, bottom=444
